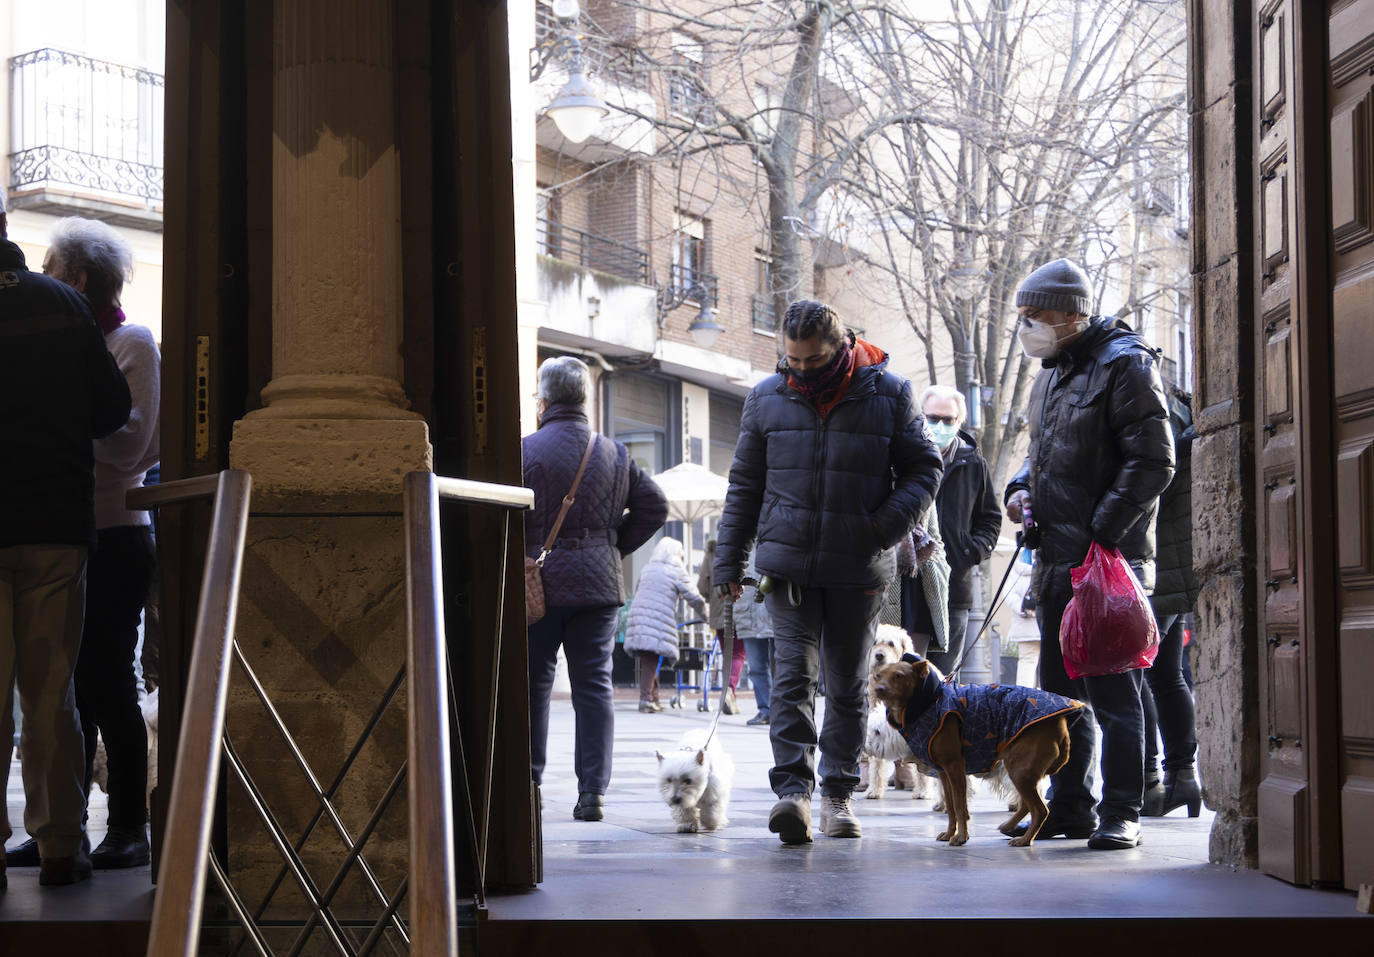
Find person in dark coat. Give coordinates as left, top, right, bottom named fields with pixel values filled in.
left=523, top=356, right=668, bottom=823
left=714, top=300, right=943, bottom=845
left=1142, top=387, right=1201, bottom=817
left=1004, top=259, right=1174, bottom=851
left=0, top=188, right=132, bottom=887
left=900, top=384, right=1003, bottom=672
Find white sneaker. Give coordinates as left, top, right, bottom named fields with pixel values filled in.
left=820, top=795, right=862, bottom=838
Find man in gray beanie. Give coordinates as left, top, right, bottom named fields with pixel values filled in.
left=1003, top=259, right=1175, bottom=850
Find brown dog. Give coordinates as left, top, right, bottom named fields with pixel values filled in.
left=871, top=657, right=1084, bottom=847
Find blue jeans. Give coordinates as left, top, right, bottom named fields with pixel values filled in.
left=1037, top=573, right=1145, bottom=824
left=764, top=585, right=884, bottom=798
left=742, top=637, right=772, bottom=714
left=527, top=604, right=619, bottom=795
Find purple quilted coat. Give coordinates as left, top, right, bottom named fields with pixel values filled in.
left=522, top=404, right=668, bottom=608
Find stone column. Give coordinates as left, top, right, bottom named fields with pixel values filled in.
left=224, top=2, right=429, bottom=942
left=231, top=0, right=431, bottom=497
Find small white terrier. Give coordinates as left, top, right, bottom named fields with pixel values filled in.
left=656, top=727, right=735, bottom=833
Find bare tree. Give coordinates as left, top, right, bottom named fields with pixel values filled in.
left=570, top=0, right=1187, bottom=483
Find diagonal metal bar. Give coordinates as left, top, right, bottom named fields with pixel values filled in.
left=286, top=764, right=411, bottom=957
left=478, top=511, right=513, bottom=888
left=207, top=848, right=275, bottom=957
left=445, top=644, right=484, bottom=908
left=221, top=733, right=354, bottom=956
left=235, top=666, right=407, bottom=953
left=355, top=875, right=409, bottom=957
left=230, top=644, right=409, bottom=944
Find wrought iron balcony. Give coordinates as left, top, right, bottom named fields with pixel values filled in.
left=667, top=262, right=718, bottom=305
left=751, top=294, right=775, bottom=333
left=8, top=48, right=164, bottom=218
left=536, top=216, right=650, bottom=284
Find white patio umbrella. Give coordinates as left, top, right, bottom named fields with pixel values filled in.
left=650, top=462, right=731, bottom=525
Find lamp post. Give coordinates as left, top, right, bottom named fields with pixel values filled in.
left=530, top=0, right=609, bottom=144
left=658, top=278, right=724, bottom=349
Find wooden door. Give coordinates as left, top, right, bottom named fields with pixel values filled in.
left=1327, top=0, right=1374, bottom=891
left=1253, top=0, right=1374, bottom=890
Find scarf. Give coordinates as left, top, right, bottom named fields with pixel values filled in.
left=784, top=333, right=855, bottom=417
left=97, top=305, right=126, bottom=336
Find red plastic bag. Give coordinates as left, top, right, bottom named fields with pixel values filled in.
left=1060, top=541, right=1160, bottom=679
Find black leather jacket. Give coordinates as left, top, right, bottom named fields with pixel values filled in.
left=1005, top=317, right=1174, bottom=594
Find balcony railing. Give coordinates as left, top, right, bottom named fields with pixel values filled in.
left=668, top=262, right=718, bottom=305
left=8, top=48, right=164, bottom=207
left=751, top=294, right=775, bottom=333
left=537, top=216, right=650, bottom=284
left=1161, top=355, right=1180, bottom=388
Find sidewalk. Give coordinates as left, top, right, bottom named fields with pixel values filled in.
left=490, top=686, right=1361, bottom=926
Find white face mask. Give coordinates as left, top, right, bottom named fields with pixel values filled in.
left=1018, top=315, right=1088, bottom=358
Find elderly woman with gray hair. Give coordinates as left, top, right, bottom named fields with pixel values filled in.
left=43, top=217, right=160, bottom=869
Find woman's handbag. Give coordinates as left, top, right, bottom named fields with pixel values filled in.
left=525, top=433, right=598, bottom=624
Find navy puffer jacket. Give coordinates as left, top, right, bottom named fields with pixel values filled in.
left=713, top=346, right=943, bottom=590
left=522, top=404, right=668, bottom=608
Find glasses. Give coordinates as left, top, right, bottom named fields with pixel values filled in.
left=925, top=414, right=958, bottom=426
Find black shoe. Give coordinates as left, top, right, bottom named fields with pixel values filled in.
left=1142, top=779, right=1166, bottom=817
left=573, top=792, right=604, bottom=822
left=4, top=838, right=38, bottom=867
left=39, top=849, right=93, bottom=886
left=1150, top=767, right=1202, bottom=817
left=746, top=712, right=770, bottom=726
left=91, top=825, right=151, bottom=869
left=1011, top=812, right=1097, bottom=840
left=1088, top=818, right=1142, bottom=850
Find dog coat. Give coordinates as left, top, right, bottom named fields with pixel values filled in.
left=891, top=654, right=1085, bottom=775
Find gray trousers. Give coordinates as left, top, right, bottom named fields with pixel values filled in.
left=764, top=585, right=884, bottom=798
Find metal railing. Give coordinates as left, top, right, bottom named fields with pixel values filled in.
left=136, top=471, right=252, bottom=956
left=141, top=469, right=531, bottom=955
left=536, top=215, right=651, bottom=284
left=751, top=294, right=774, bottom=333
left=668, top=263, right=719, bottom=306
left=8, top=48, right=164, bottom=204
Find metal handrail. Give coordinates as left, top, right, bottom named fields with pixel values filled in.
left=404, top=472, right=532, bottom=945
left=139, top=470, right=253, bottom=957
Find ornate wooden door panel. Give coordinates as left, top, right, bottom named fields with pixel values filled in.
left=1254, top=0, right=1374, bottom=890
left=1328, top=0, right=1374, bottom=892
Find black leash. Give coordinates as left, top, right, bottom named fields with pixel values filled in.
left=945, top=539, right=1026, bottom=683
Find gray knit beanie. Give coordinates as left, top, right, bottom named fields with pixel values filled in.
left=1016, top=259, right=1093, bottom=315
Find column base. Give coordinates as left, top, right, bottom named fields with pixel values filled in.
left=231, top=414, right=432, bottom=511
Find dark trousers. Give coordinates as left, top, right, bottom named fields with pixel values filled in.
left=1143, top=614, right=1198, bottom=776
left=926, top=607, right=970, bottom=676
left=527, top=604, right=619, bottom=796
left=1037, top=573, right=1145, bottom=823
left=742, top=636, right=772, bottom=714
left=75, top=525, right=155, bottom=829
left=635, top=650, right=660, bottom=703
left=765, top=585, right=883, bottom=798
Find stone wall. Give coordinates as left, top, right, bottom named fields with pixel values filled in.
left=1186, top=0, right=1259, bottom=867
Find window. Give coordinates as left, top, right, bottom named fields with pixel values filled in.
left=672, top=211, right=707, bottom=298
left=753, top=250, right=774, bottom=333
left=535, top=184, right=561, bottom=257
left=669, top=33, right=707, bottom=122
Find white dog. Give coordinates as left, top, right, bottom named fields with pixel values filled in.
left=863, top=625, right=928, bottom=799
left=656, top=727, right=734, bottom=833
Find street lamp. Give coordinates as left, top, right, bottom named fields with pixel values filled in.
left=948, top=248, right=984, bottom=430
left=658, top=278, right=724, bottom=349
left=530, top=0, right=610, bottom=144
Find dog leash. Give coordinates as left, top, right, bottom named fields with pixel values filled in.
left=945, top=539, right=1024, bottom=682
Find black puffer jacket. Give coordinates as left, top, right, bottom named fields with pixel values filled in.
left=1149, top=393, right=1197, bottom=615
left=1005, top=317, right=1174, bottom=594
left=522, top=404, right=668, bottom=608
left=935, top=432, right=1003, bottom=609
left=0, top=239, right=131, bottom=548
left=714, top=347, right=943, bottom=590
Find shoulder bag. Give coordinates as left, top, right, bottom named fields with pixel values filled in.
left=525, top=432, right=598, bottom=624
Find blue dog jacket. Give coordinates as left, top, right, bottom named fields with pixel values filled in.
left=891, top=653, right=1086, bottom=775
